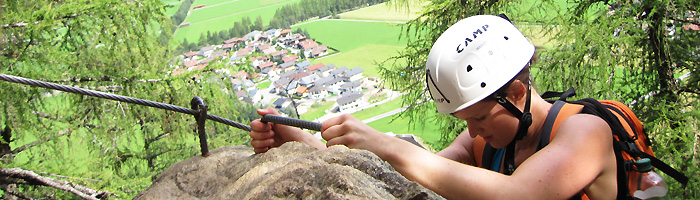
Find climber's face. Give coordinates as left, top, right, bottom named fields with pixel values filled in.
left=451, top=99, right=519, bottom=148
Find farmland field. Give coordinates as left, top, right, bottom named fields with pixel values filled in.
left=338, top=1, right=426, bottom=22
left=185, top=0, right=263, bottom=23
left=294, top=19, right=408, bottom=52
left=173, top=0, right=300, bottom=42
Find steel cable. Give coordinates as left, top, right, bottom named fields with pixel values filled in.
left=0, top=73, right=251, bottom=132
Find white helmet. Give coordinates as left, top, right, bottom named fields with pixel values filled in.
left=426, top=15, right=535, bottom=114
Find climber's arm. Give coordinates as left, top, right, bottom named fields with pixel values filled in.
left=435, top=129, right=476, bottom=166
left=323, top=114, right=614, bottom=199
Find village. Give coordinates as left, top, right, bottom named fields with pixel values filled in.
left=170, top=28, right=402, bottom=121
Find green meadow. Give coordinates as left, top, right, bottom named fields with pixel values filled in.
left=294, top=19, right=408, bottom=52
left=353, top=98, right=441, bottom=145
left=314, top=44, right=405, bottom=78
left=338, top=1, right=426, bottom=22
left=173, top=0, right=300, bottom=43
left=367, top=112, right=442, bottom=146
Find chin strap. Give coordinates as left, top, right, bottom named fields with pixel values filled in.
left=492, top=79, right=532, bottom=175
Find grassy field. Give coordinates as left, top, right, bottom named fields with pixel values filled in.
left=351, top=98, right=403, bottom=121
left=301, top=100, right=335, bottom=121
left=173, top=0, right=300, bottom=42
left=184, top=0, right=263, bottom=23
left=338, top=1, right=426, bottom=22
left=352, top=98, right=442, bottom=145
left=294, top=19, right=408, bottom=52
left=367, top=109, right=442, bottom=145
left=313, top=44, right=405, bottom=78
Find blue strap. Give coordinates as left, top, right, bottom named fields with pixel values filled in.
left=490, top=148, right=505, bottom=172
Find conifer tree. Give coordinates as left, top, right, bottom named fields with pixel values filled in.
left=0, top=0, right=255, bottom=198
left=382, top=0, right=699, bottom=197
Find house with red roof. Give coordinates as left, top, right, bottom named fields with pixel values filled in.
left=299, top=39, right=318, bottom=50
left=171, top=69, right=187, bottom=76
left=257, top=61, right=275, bottom=70
left=235, top=47, right=253, bottom=57
left=184, top=60, right=198, bottom=68
left=282, top=55, right=298, bottom=63
left=310, top=45, right=328, bottom=58
left=222, top=43, right=236, bottom=50
left=191, top=64, right=207, bottom=71
left=295, top=86, right=308, bottom=97
left=232, top=70, right=249, bottom=80
left=307, top=63, right=325, bottom=71
left=183, top=51, right=198, bottom=59
left=280, top=29, right=292, bottom=36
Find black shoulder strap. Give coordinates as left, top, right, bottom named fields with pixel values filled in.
left=537, top=100, right=567, bottom=151
left=640, top=151, right=690, bottom=186
left=541, top=87, right=576, bottom=101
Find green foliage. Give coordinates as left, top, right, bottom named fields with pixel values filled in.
left=0, top=0, right=256, bottom=198
left=534, top=1, right=700, bottom=196
left=383, top=0, right=699, bottom=198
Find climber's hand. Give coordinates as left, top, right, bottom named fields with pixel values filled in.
left=321, top=114, right=394, bottom=154
left=250, top=107, right=325, bottom=153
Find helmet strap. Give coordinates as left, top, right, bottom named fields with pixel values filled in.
left=493, top=77, right=532, bottom=175
left=492, top=85, right=532, bottom=141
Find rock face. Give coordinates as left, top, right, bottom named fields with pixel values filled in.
left=134, top=142, right=444, bottom=200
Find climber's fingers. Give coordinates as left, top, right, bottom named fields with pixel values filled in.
left=257, top=107, right=281, bottom=117
left=250, top=119, right=272, bottom=133
left=253, top=146, right=269, bottom=154
left=321, top=113, right=358, bottom=141
left=321, top=114, right=385, bottom=150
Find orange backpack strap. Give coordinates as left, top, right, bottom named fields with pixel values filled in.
left=472, top=136, right=500, bottom=170
left=473, top=136, right=486, bottom=167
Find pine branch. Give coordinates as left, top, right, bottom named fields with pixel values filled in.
left=37, top=172, right=102, bottom=182
left=39, top=76, right=164, bottom=83
left=146, top=132, right=170, bottom=145
left=0, top=168, right=113, bottom=200
left=1, top=14, right=78, bottom=29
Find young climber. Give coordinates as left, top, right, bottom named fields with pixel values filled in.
left=249, top=15, right=617, bottom=199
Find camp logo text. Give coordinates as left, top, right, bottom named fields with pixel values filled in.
left=456, top=24, right=489, bottom=53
